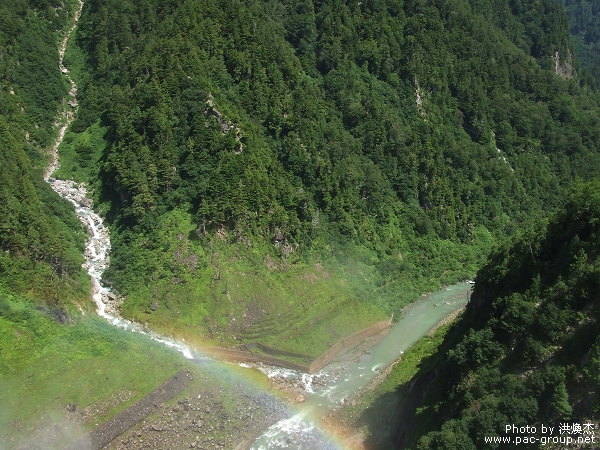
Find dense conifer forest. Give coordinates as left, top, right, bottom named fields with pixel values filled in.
left=379, top=181, right=600, bottom=449
left=2, top=0, right=600, bottom=447
left=0, top=0, right=88, bottom=303
left=58, top=0, right=600, bottom=349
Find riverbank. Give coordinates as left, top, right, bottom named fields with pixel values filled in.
left=100, top=363, right=290, bottom=450
left=304, top=308, right=467, bottom=450
left=341, top=303, right=466, bottom=412
left=331, top=319, right=461, bottom=449
left=262, top=327, right=393, bottom=402
left=246, top=283, right=471, bottom=449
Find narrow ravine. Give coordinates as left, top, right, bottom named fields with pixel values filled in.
left=45, top=6, right=474, bottom=449
left=44, top=0, right=194, bottom=360
left=44, top=0, right=82, bottom=182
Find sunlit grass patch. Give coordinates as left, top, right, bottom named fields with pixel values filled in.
left=0, top=293, right=182, bottom=449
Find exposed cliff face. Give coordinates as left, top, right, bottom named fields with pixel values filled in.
left=553, top=51, right=574, bottom=79
left=205, top=93, right=243, bottom=153
left=414, top=76, right=426, bottom=116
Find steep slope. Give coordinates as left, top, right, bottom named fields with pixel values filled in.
left=62, top=0, right=600, bottom=352
left=379, top=181, right=600, bottom=449
left=0, top=4, right=188, bottom=449
left=0, top=0, right=89, bottom=304
left=562, top=0, right=600, bottom=86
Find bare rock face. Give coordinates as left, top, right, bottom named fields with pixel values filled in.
left=553, top=51, right=574, bottom=79
left=415, top=76, right=426, bottom=116
left=204, top=93, right=243, bottom=153
left=103, top=296, right=123, bottom=315
left=102, top=292, right=118, bottom=304
left=49, top=179, right=92, bottom=206
left=273, top=231, right=285, bottom=245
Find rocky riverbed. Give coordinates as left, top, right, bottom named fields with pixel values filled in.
left=103, top=374, right=289, bottom=450
left=96, top=330, right=394, bottom=450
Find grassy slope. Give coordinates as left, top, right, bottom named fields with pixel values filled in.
left=111, top=207, right=491, bottom=358
left=116, top=207, right=387, bottom=355
left=53, top=118, right=108, bottom=184
left=0, top=291, right=184, bottom=449
left=54, top=28, right=109, bottom=185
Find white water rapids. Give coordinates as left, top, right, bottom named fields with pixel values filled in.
left=44, top=0, right=194, bottom=361
left=248, top=283, right=471, bottom=449
left=44, top=4, right=473, bottom=448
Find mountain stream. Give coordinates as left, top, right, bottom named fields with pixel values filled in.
left=44, top=0, right=194, bottom=360
left=45, top=4, right=473, bottom=448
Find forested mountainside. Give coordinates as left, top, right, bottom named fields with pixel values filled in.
left=76, top=0, right=599, bottom=241
left=55, top=0, right=600, bottom=352
left=385, top=181, right=600, bottom=449
left=562, top=0, right=600, bottom=86
left=2, top=0, right=600, bottom=447
left=0, top=0, right=88, bottom=304
left=0, top=5, right=187, bottom=447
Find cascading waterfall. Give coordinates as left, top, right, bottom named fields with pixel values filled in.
left=44, top=0, right=193, bottom=361
left=43, top=4, right=474, bottom=448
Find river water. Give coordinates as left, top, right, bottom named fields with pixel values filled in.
left=45, top=0, right=194, bottom=361
left=249, top=282, right=471, bottom=449
left=45, top=5, right=473, bottom=448
left=45, top=176, right=196, bottom=359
